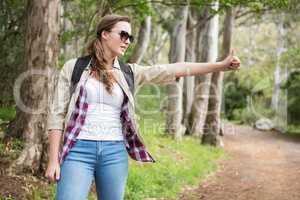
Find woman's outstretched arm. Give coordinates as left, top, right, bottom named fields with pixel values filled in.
left=170, top=49, right=240, bottom=78
left=129, top=49, right=240, bottom=87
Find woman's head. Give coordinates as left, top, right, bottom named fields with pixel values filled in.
left=87, top=14, right=132, bottom=94
left=96, top=15, right=133, bottom=57
left=88, top=15, right=132, bottom=59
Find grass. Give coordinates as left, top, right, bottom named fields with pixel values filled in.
left=287, top=125, right=300, bottom=135
left=0, top=106, right=15, bottom=122
left=0, top=107, right=23, bottom=158
left=0, top=196, right=15, bottom=200
left=122, top=115, right=224, bottom=200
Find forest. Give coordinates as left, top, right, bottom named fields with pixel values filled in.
left=0, top=0, right=299, bottom=199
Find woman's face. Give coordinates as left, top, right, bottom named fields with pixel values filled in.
left=102, top=21, right=132, bottom=58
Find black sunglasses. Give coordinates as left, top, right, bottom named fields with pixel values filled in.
left=111, top=30, right=134, bottom=43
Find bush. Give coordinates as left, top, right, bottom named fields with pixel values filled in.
left=232, top=108, right=257, bottom=125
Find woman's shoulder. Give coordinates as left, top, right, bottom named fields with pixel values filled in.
left=57, top=58, right=78, bottom=82
left=62, top=58, right=77, bottom=71
left=59, top=58, right=78, bottom=76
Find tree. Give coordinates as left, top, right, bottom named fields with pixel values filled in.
left=128, top=16, right=152, bottom=64
left=165, top=5, right=188, bottom=141
left=187, top=4, right=219, bottom=137
left=271, top=13, right=288, bottom=132
left=182, top=9, right=197, bottom=130
left=203, top=6, right=234, bottom=146
left=8, top=0, right=60, bottom=174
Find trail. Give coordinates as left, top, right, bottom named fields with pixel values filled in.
left=180, top=124, right=300, bottom=200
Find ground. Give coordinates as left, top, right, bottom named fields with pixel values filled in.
left=179, top=124, right=300, bottom=200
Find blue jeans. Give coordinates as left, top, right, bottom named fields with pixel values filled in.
left=56, top=140, right=128, bottom=200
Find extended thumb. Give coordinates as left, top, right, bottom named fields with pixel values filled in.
left=230, top=48, right=235, bottom=56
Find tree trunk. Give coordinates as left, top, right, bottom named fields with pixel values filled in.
left=128, top=16, right=151, bottom=64
left=202, top=6, right=233, bottom=146
left=61, top=0, right=77, bottom=59
left=165, top=5, right=188, bottom=142
left=148, top=26, right=168, bottom=65
left=183, top=10, right=196, bottom=132
left=8, top=0, right=60, bottom=174
left=187, top=5, right=218, bottom=137
left=271, top=13, right=288, bottom=132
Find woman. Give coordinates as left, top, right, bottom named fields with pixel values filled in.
left=45, top=14, right=240, bottom=200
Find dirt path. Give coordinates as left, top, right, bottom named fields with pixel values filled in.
left=179, top=124, right=300, bottom=200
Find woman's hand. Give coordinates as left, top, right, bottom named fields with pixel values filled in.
left=46, top=130, right=62, bottom=182
left=221, top=49, right=241, bottom=71
left=45, top=160, right=61, bottom=182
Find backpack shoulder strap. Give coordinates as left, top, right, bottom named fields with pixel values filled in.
left=69, top=55, right=91, bottom=95
left=118, top=59, right=135, bottom=94
left=71, top=55, right=92, bottom=86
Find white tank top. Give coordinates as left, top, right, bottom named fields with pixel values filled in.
left=77, top=77, right=124, bottom=141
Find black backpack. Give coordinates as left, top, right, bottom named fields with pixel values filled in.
left=70, top=55, right=134, bottom=95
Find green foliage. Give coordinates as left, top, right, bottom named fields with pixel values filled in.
left=287, top=124, right=300, bottom=135
left=112, top=0, right=154, bottom=20
left=231, top=103, right=275, bottom=125
left=61, top=0, right=101, bottom=55
left=224, top=72, right=250, bottom=120
left=0, top=108, right=21, bottom=153
left=27, top=190, right=47, bottom=200
left=281, top=48, right=300, bottom=69
left=284, top=71, right=300, bottom=124
left=0, top=0, right=26, bottom=106
left=0, top=106, right=16, bottom=121
left=0, top=137, right=24, bottom=160
left=0, top=195, right=15, bottom=200
left=189, top=0, right=292, bottom=12
left=135, top=84, right=167, bottom=118
left=49, top=185, right=56, bottom=200
left=279, top=46, right=300, bottom=125
left=61, top=0, right=155, bottom=59
left=58, top=54, right=67, bottom=69
left=218, top=0, right=290, bottom=9
left=224, top=18, right=300, bottom=127
left=224, top=62, right=274, bottom=119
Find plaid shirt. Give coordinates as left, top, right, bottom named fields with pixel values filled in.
left=59, top=85, right=155, bottom=164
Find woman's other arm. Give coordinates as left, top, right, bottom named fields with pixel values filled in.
left=45, top=129, right=62, bottom=182
left=45, top=59, right=75, bottom=182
